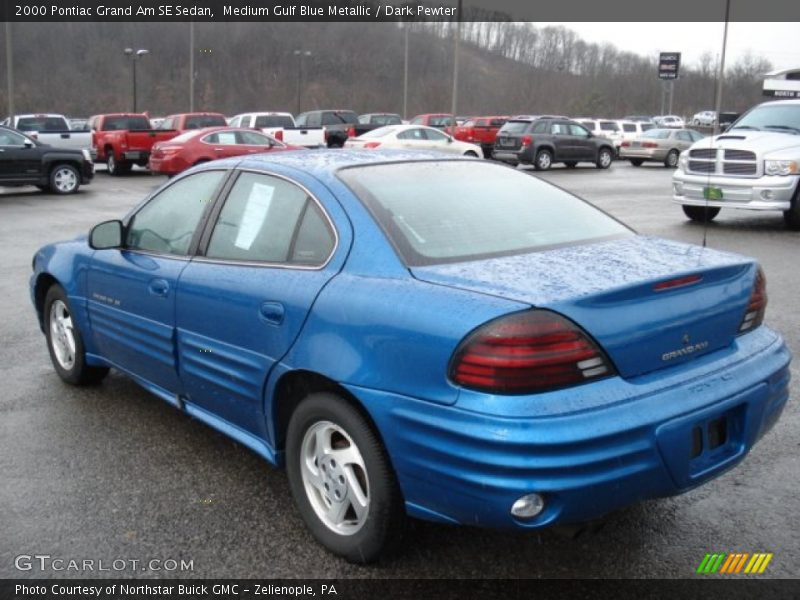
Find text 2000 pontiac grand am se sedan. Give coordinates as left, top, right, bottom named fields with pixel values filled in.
left=30, top=150, right=791, bottom=562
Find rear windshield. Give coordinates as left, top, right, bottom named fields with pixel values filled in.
left=338, top=161, right=632, bottom=266
left=368, top=114, right=402, bottom=126
left=642, top=129, right=671, bottom=139
left=102, top=116, right=151, bottom=131
left=322, top=112, right=359, bottom=125
left=184, top=115, right=227, bottom=129
left=428, top=115, right=454, bottom=127
left=499, top=120, right=530, bottom=134
left=254, top=115, right=294, bottom=128
left=16, top=117, right=68, bottom=131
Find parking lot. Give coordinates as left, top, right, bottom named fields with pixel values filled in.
left=1, top=160, right=798, bottom=578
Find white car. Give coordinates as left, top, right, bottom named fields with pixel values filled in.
left=690, top=111, right=717, bottom=127
left=654, top=115, right=685, bottom=128
left=616, top=120, right=655, bottom=145
left=344, top=124, right=484, bottom=157
left=576, top=118, right=624, bottom=151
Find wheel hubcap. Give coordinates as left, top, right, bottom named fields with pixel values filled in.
left=49, top=300, right=76, bottom=370
left=539, top=154, right=551, bottom=168
left=54, top=168, right=77, bottom=192
left=300, top=421, right=370, bottom=535
left=601, top=152, right=611, bottom=167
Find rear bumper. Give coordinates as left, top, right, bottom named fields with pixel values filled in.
left=347, top=326, right=790, bottom=529
left=493, top=146, right=532, bottom=164
left=672, top=170, right=798, bottom=211
left=148, top=156, right=185, bottom=176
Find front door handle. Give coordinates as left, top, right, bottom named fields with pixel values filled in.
left=148, top=278, right=170, bottom=297
left=259, top=301, right=285, bottom=325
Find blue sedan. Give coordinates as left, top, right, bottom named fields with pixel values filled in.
left=30, top=150, right=791, bottom=562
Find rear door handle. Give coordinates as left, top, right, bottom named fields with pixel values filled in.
left=148, top=278, right=170, bottom=297
left=259, top=301, right=285, bottom=325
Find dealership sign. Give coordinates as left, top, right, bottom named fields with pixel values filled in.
left=659, top=52, right=681, bottom=80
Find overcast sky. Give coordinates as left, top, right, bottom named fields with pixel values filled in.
left=538, top=22, right=800, bottom=72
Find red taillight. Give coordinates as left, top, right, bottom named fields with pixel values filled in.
left=449, top=310, right=615, bottom=394
left=621, top=141, right=630, bottom=147
left=363, top=141, right=381, bottom=148
left=347, top=127, right=356, bottom=138
left=739, top=268, right=767, bottom=334
left=521, top=135, right=533, bottom=146
left=274, top=130, right=284, bottom=142
left=642, top=141, right=659, bottom=148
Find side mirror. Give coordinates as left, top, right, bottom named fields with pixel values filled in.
left=89, top=220, right=123, bottom=250
left=23, top=140, right=34, bottom=148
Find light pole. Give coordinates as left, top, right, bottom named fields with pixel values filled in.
left=449, top=0, right=463, bottom=135
left=294, top=50, right=312, bottom=115
left=5, top=21, right=14, bottom=123
left=189, top=22, right=195, bottom=111
left=713, top=0, right=731, bottom=135
left=403, top=23, right=409, bottom=120
left=124, top=48, right=149, bottom=112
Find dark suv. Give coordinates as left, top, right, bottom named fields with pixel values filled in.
left=493, top=117, right=615, bottom=171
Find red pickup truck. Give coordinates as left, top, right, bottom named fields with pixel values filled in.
left=452, top=116, right=509, bottom=158
left=88, top=113, right=179, bottom=175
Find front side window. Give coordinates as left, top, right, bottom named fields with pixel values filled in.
left=238, top=130, right=276, bottom=145
left=424, top=128, right=449, bottom=141
left=206, top=172, right=335, bottom=266
left=126, top=171, right=226, bottom=255
left=569, top=124, right=590, bottom=137
left=0, top=129, right=29, bottom=146
left=675, top=131, right=692, bottom=142
left=339, top=161, right=632, bottom=267
left=397, top=128, right=426, bottom=141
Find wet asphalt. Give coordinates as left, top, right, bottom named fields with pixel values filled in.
left=0, top=161, right=797, bottom=579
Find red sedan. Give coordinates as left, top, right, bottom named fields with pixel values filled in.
left=149, top=127, right=302, bottom=176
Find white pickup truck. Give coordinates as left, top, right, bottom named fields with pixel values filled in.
left=1, top=114, right=93, bottom=152
left=673, top=99, right=800, bottom=229
left=227, top=112, right=325, bottom=148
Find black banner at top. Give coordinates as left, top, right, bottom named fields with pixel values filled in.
left=2, top=0, right=800, bottom=22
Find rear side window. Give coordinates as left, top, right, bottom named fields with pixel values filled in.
left=127, top=171, right=226, bottom=255
left=641, top=123, right=654, bottom=131
left=339, top=161, right=631, bottom=266
left=600, top=121, right=619, bottom=131
left=205, top=172, right=335, bottom=266
left=622, top=123, right=636, bottom=132
left=531, top=121, right=549, bottom=133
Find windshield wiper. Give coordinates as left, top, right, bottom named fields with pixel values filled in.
left=763, top=125, right=800, bottom=135
left=731, top=125, right=760, bottom=131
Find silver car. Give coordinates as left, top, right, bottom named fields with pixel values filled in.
left=620, top=128, right=705, bottom=168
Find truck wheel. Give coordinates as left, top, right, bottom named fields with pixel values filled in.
left=49, top=164, right=81, bottom=194
left=286, top=392, right=404, bottom=563
left=664, top=149, right=680, bottom=168
left=106, top=152, right=119, bottom=176
left=783, top=188, right=800, bottom=230
left=534, top=149, right=553, bottom=171
left=683, top=205, right=720, bottom=222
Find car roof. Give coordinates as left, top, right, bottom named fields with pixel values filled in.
left=221, top=149, right=472, bottom=176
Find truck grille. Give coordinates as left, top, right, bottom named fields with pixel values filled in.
left=686, top=148, right=759, bottom=177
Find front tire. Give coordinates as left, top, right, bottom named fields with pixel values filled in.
left=682, top=205, right=721, bottom=222
left=596, top=147, right=613, bottom=169
left=286, top=392, right=404, bottom=563
left=49, top=164, right=81, bottom=194
left=534, top=149, right=553, bottom=171
left=44, top=285, right=109, bottom=385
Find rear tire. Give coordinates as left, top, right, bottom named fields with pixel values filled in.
left=534, top=149, right=553, bottom=171
left=44, top=285, right=109, bottom=385
left=286, top=392, right=404, bottom=563
left=683, top=205, right=720, bottom=222
left=664, top=149, right=680, bottom=168
left=629, top=159, right=644, bottom=167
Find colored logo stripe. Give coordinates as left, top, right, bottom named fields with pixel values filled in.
left=697, top=552, right=773, bottom=574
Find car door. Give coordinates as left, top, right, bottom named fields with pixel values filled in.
left=201, top=131, right=243, bottom=160
left=421, top=127, right=455, bottom=153
left=174, top=169, right=347, bottom=439
left=86, top=170, right=228, bottom=399
left=395, top=128, right=430, bottom=150
left=550, top=121, right=574, bottom=160
left=674, top=130, right=694, bottom=151
left=568, top=123, right=597, bottom=160
left=0, top=129, right=43, bottom=182
left=235, top=130, right=279, bottom=155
